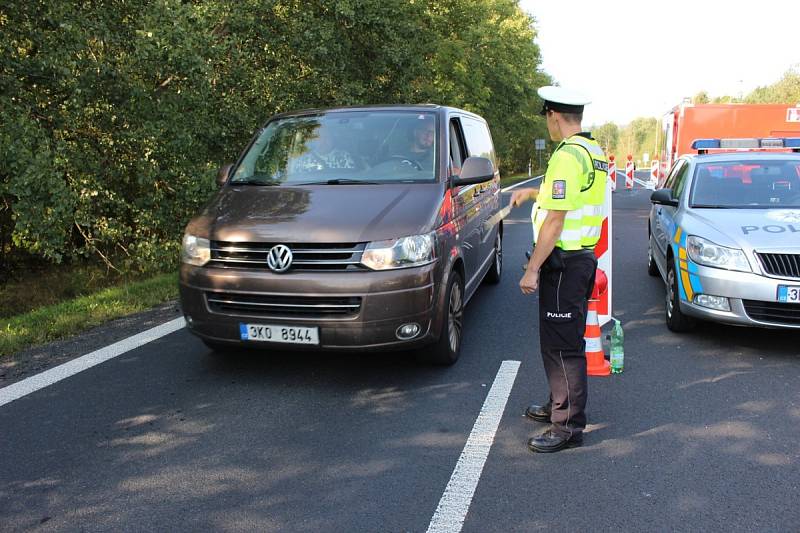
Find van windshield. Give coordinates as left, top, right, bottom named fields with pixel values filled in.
left=231, top=111, right=438, bottom=185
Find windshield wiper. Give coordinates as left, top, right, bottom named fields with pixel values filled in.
left=293, top=179, right=379, bottom=185
left=691, top=204, right=736, bottom=209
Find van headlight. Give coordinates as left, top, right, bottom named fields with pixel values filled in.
left=361, top=232, right=436, bottom=270
left=686, top=236, right=750, bottom=272
left=181, top=234, right=211, bottom=266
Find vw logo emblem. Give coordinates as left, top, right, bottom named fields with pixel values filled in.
left=267, top=244, right=293, bottom=273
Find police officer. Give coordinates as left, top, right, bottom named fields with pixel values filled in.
left=510, top=86, right=608, bottom=453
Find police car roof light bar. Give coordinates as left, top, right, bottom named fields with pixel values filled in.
left=692, top=137, right=800, bottom=154
left=691, top=139, right=720, bottom=155
left=784, top=137, right=800, bottom=152
left=691, top=139, right=721, bottom=150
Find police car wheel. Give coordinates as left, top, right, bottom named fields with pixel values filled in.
left=647, top=239, right=659, bottom=277
left=666, top=262, right=695, bottom=332
left=484, top=231, right=502, bottom=284
left=420, top=271, right=464, bottom=365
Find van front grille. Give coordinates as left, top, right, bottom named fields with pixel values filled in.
left=756, top=253, right=800, bottom=279
left=742, top=300, right=800, bottom=326
left=210, top=241, right=367, bottom=271
left=207, top=292, right=362, bottom=318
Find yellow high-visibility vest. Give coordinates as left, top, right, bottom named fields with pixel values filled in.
left=532, top=133, right=608, bottom=250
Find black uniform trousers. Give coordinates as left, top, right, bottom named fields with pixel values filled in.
left=537, top=249, right=597, bottom=439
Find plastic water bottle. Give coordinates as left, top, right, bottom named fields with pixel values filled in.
left=610, top=319, right=624, bottom=374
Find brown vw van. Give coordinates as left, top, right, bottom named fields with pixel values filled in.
left=179, top=105, right=502, bottom=364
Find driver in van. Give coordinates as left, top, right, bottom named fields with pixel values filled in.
left=402, top=116, right=435, bottom=170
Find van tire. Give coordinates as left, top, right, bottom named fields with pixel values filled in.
left=484, top=230, right=502, bottom=284
left=666, top=261, right=695, bottom=332
left=420, top=271, right=464, bottom=366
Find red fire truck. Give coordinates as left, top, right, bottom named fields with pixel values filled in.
left=658, top=102, right=800, bottom=184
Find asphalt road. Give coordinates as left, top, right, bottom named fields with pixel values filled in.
left=2, top=183, right=799, bottom=532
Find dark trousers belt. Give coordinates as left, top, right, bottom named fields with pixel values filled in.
left=557, top=248, right=596, bottom=258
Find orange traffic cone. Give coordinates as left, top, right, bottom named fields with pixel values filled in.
left=586, top=269, right=610, bottom=376
left=585, top=299, right=610, bottom=376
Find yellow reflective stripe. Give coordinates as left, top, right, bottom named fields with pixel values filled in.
left=532, top=207, right=584, bottom=249
left=580, top=200, right=603, bottom=244
left=681, top=269, right=694, bottom=301
left=674, top=227, right=683, bottom=244
left=679, top=248, right=687, bottom=260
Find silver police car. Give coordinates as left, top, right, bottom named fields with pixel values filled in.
left=648, top=138, right=800, bottom=331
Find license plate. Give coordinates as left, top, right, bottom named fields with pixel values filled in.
left=777, top=285, right=800, bottom=303
left=239, top=323, right=319, bottom=345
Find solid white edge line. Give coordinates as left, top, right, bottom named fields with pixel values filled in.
left=426, top=360, right=521, bottom=533
left=0, top=317, right=186, bottom=408
left=501, top=175, right=543, bottom=193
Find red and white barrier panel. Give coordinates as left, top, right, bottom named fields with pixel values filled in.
left=649, top=160, right=658, bottom=190
left=608, top=155, right=616, bottom=192
left=625, top=155, right=634, bottom=190
left=594, top=173, right=613, bottom=326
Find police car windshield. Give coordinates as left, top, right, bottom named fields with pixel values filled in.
left=230, top=111, right=438, bottom=185
left=689, top=160, right=800, bottom=208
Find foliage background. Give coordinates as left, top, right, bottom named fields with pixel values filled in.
left=0, top=0, right=552, bottom=279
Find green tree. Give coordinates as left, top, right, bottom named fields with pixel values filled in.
left=745, top=67, right=800, bottom=104
left=605, top=117, right=659, bottom=161
left=0, top=0, right=550, bottom=277
left=711, top=95, right=739, bottom=104
left=692, top=91, right=710, bottom=104
left=592, top=122, right=619, bottom=155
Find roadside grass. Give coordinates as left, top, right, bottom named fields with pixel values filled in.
left=0, top=264, right=167, bottom=319
left=1, top=272, right=178, bottom=357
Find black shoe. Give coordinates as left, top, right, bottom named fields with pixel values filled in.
left=527, top=429, right=583, bottom=453
left=524, top=403, right=552, bottom=423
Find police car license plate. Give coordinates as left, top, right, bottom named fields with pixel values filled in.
left=777, top=285, right=800, bottom=303
left=240, top=323, right=319, bottom=345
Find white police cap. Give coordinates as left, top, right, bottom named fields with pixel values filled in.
left=537, top=86, right=591, bottom=115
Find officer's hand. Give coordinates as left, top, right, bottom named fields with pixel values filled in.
left=520, top=269, right=539, bottom=295
left=510, top=188, right=537, bottom=207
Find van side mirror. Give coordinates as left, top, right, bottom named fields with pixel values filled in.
left=650, top=188, right=678, bottom=207
left=451, top=156, right=495, bottom=187
left=216, top=164, right=233, bottom=188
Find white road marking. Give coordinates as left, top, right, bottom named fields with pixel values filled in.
left=0, top=317, right=186, bottom=408
left=501, top=175, right=543, bottom=192
left=426, top=360, right=521, bottom=533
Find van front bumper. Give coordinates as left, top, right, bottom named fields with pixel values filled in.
left=179, top=263, right=442, bottom=351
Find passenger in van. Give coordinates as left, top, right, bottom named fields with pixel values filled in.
left=290, top=130, right=356, bottom=172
